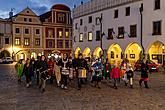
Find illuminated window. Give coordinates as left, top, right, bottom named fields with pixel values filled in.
left=15, top=38, right=21, bottom=45
left=88, top=32, right=93, bottom=41
left=35, top=38, right=40, bottom=46
left=24, top=38, right=30, bottom=46
left=79, top=33, right=83, bottom=42
left=57, top=29, right=63, bottom=38
left=65, top=31, right=69, bottom=38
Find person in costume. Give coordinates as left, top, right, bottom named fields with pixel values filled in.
left=125, top=63, right=134, bottom=88
left=53, top=60, right=61, bottom=87
left=110, top=62, right=120, bottom=89
left=15, top=59, right=24, bottom=83
left=58, top=53, right=70, bottom=90
left=48, top=58, right=54, bottom=84
left=139, top=59, right=149, bottom=89
left=91, top=58, right=103, bottom=89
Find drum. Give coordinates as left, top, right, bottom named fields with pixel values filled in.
left=61, top=68, right=69, bottom=75
left=78, top=68, right=87, bottom=78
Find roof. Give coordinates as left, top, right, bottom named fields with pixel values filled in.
left=51, top=4, right=71, bottom=11
left=39, top=11, right=51, bottom=22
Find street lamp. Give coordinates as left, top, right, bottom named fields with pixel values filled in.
left=139, top=4, right=145, bottom=59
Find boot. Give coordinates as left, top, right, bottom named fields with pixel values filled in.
left=144, top=81, right=149, bottom=89
left=130, top=85, right=133, bottom=88
left=98, top=82, right=101, bottom=89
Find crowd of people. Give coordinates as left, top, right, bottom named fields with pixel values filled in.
left=15, top=53, right=150, bottom=93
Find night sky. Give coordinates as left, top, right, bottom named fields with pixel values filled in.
left=0, top=0, right=89, bottom=18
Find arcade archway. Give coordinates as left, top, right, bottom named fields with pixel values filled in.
left=125, top=43, right=142, bottom=65
left=107, top=44, right=122, bottom=65
left=83, top=47, right=91, bottom=58
left=74, top=47, right=81, bottom=58
left=148, top=41, right=164, bottom=64
left=93, top=47, right=103, bottom=59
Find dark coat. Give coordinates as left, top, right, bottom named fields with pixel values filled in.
left=38, top=60, right=48, bottom=79
left=23, top=64, right=31, bottom=77
left=141, top=62, right=149, bottom=78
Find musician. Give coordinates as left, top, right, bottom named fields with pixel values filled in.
left=91, top=58, right=103, bottom=89
left=58, top=53, right=70, bottom=90
left=76, top=53, right=87, bottom=90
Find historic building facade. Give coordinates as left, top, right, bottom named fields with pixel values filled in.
left=12, top=7, right=43, bottom=61
left=73, top=0, right=165, bottom=65
left=40, top=4, right=72, bottom=57
left=0, top=18, right=12, bottom=58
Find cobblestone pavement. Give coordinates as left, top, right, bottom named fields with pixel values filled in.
left=0, top=64, right=165, bottom=110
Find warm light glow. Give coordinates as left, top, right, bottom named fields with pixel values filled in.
left=162, top=45, right=165, bottom=50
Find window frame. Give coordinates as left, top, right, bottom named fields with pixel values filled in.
left=152, top=20, right=161, bottom=35
left=79, top=33, right=83, bottom=42
left=114, top=9, right=118, bottom=18
left=126, top=7, right=130, bottom=16
left=88, top=32, right=93, bottom=41
left=24, top=38, right=30, bottom=46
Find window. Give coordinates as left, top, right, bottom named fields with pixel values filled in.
left=29, top=18, right=32, bottom=22
left=48, top=41, right=53, bottom=48
left=96, top=31, right=100, bottom=41
left=96, top=17, right=100, bottom=25
left=57, top=13, right=65, bottom=22
left=57, top=40, right=63, bottom=48
left=58, top=31, right=63, bottom=38
left=89, top=16, right=92, bottom=23
left=118, top=27, right=124, bottom=39
left=130, top=25, right=137, bottom=37
left=36, top=29, right=40, bottom=34
left=75, top=23, right=78, bottom=30
left=15, top=28, right=20, bottom=33
left=48, top=29, right=53, bottom=38
left=24, top=18, right=27, bottom=22
left=153, top=21, right=161, bottom=35
left=108, top=28, right=114, bottom=39
left=5, top=38, right=9, bottom=44
left=154, top=0, right=160, bottom=10
left=79, top=33, right=83, bottom=42
left=27, top=11, right=29, bottom=13
left=15, top=38, right=21, bottom=45
left=65, top=29, right=69, bottom=38
left=126, top=7, right=130, bottom=16
left=65, top=40, right=69, bottom=48
left=80, top=19, right=83, bottom=25
left=114, top=10, right=118, bottom=18
left=25, top=29, right=29, bottom=34
left=88, top=32, right=93, bottom=41
left=35, top=38, right=40, bottom=46
left=24, top=38, right=30, bottom=46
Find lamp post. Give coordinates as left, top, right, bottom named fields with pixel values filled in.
left=139, top=4, right=145, bottom=59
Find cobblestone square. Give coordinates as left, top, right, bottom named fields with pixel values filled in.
left=0, top=64, right=165, bottom=110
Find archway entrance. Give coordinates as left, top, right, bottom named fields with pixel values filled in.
left=74, top=47, right=81, bottom=58
left=83, top=47, right=91, bottom=58
left=31, top=52, right=37, bottom=59
left=125, top=43, right=142, bottom=65
left=93, top=47, right=103, bottom=59
left=107, top=44, right=122, bottom=65
left=148, top=41, right=164, bottom=64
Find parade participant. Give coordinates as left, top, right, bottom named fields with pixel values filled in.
left=120, top=60, right=127, bottom=82
left=125, top=63, right=134, bottom=88
left=38, top=55, right=48, bottom=93
left=34, top=56, right=41, bottom=85
left=68, top=57, right=74, bottom=82
left=48, top=58, right=54, bottom=84
left=58, top=53, right=70, bottom=90
left=103, top=59, right=111, bottom=81
left=53, top=61, right=61, bottom=87
left=30, top=58, right=35, bottom=84
left=91, top=58, right=103, bottom=89
left=76, top=53, right=87, bottom=90
left=23, top=59, right=31, bottom=88
left=110, top=62, right=120, bottom=89
left=139, top=59, right=149, bottom=89
left=15, top=59, right=24, bottom=82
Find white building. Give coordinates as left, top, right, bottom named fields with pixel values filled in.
left=73, top=0, right=165, bottom=65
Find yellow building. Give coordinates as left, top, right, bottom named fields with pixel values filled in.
left=12, top=7, right=43, bottom=61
